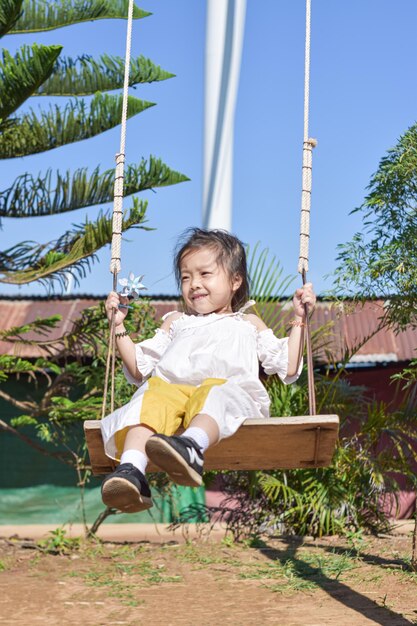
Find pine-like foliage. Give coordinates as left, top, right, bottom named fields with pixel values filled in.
left=7, top=1, right=150, bottom=34
left=0, top=44, right=62, bottom=118
left=1, top=198, right=150, bottom=286
left=0, top=1, right=24, bottom=37
left=38, top=54, right=174, bottom=96
left=0, top=1, right=188, bottom=285
left=0, top=93, right=155, bottom=158
left=0, top=157, right=188, bottom=217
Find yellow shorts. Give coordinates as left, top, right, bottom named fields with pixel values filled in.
left=114, top=377, right=226, bottom=458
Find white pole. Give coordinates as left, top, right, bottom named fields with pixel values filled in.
left=64, top=272, right=74, bottom=295
left=202, top=0, right=246, bottom=231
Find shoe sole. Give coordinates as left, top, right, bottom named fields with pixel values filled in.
left=101, top=477, right=153, bottom=513
left=146, top=438, right=203, bottom=487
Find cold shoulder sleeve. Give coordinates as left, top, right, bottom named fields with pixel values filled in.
left=257, top=329, right=303, bottom=384
left=123, top=328, right=171, bottom=386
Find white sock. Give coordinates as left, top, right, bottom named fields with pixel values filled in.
left=181, top=427, right=210, bottom=453
left=120, top=449, right=148, bottom=474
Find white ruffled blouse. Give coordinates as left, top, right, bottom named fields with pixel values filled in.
left=123, top=305, right=302, bottom=419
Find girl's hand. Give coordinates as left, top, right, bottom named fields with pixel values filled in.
left=292, top=282, right=316, bottom=319
left=105, top=291, right=129, bottom=327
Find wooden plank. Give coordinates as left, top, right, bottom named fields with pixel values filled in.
left=84, top=415, right=339, bottom=475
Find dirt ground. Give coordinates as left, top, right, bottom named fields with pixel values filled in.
left=1, top=525, right=416, bottom=626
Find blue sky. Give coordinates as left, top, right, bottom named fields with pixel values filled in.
left=2, top=0, right=417, bottom=298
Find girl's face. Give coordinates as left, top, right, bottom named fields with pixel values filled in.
left=179, top=246, right=242, bottom=315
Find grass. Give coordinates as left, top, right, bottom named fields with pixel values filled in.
left=78, top=538, right=416, bottom=600
left=175, top=541, right=244, bottom=568
left=65, top=542, right=184, bottom=606
left=171, top=537, right=366, bottom=594
left=236, top=549, right=358, bottom=593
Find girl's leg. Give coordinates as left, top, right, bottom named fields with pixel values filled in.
left=101, top=464, right=152, bottom=514
left=124, top=423, right=155, bottom=452
left=182, top=413, right=219, bottom=450
left=102, top=425, right=155, bottom=514
left=119, top=424, right=155, bottom=475
left=145, top=414, right=219, bottom=488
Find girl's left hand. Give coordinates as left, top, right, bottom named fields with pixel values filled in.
left=292, top=282, right=316, bottom=319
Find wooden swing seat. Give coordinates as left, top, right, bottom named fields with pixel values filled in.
left=84, top=414, right=339, bottom=475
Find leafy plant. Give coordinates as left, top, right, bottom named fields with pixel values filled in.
left=37, top=527, right=80, bottom=555
left=214, top=388, right=416, bottom=539
left=200, top=245, right=417, bottom=539
left=333, top=122, right=417, bottom=330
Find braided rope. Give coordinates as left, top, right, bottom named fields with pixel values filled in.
left=298, top=0, right=316, bottom=275
left=102, top=0, right=135, bottom=418
left=110, top=0, right=135, bottom=277
left=298, top=138, right=317, bottom=274
left=298, top=0, right=316, bottom=416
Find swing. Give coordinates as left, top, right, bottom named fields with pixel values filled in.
left=84, top=0, right=339, bottom=475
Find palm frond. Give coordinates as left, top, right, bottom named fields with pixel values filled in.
left=247, top=242, right=295, bottom=334
left=9, top=0, right=149, bottom=34
left=37, top=53, right=174, bottom=96
left=0, top=44, right=62, bottom=120
left=0, top=94, right=154, bottom=159
left=0, top=0, right=23, bottom=37
left=257, top=471, right=303, bottom=508
left=0, top=157, right=189, bottom=218
left=0, top=197, right=149, bottom=287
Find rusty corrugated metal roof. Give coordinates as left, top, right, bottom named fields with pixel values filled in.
left=0, top=298, right=100, bottom=358
left=0, top=297, right=416, bottom=364
left=310, top=300, right=417, bottom=364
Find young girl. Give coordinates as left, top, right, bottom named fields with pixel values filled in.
left=101, top=228, right=316, bottom=513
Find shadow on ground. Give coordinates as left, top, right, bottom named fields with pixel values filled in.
left=256, top=536, right=414, bottom=626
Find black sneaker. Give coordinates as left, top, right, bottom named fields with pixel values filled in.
left=145, top=435, right=204, bottom=487
left=101, top=463, right=152, bottom=513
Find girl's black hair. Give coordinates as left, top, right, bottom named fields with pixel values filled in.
left=174, top=228, right=250, bottom=312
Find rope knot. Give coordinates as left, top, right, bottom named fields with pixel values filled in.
left=115, top=152, right=126, bottom=164
left=303, top=138, right=317, bottom=150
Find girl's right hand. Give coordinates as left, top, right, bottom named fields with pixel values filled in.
left=105, top=291, right=129, bottom=327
